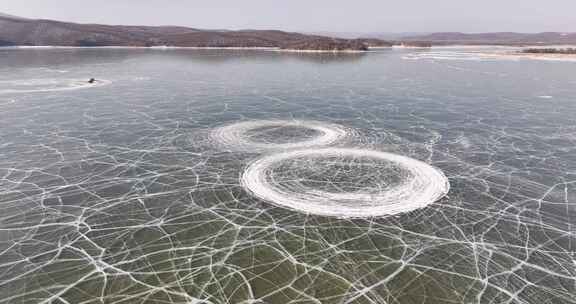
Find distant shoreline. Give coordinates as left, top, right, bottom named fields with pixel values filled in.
left=4, top=45, right=576, bottom=58
left=3, top=44, right=576, bottom=49
left=0, top=46, right=278, bottom=50
left=0, top=45, right=370, bottom=53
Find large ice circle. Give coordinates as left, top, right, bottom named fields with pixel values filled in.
left=241, top=148, right=450, bottom=218
left=0, top=78, right=110, bottom=94
left=211, top=120, right=349, bottom=152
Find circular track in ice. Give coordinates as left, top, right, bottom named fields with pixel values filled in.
left=211, top=120, right=349, bottom=152
left=241, top=148, right=450, bottom=218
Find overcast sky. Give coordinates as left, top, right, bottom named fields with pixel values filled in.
left=1, top=0, right=574, bottom=33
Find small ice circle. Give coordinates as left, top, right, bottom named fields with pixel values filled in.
left=211, top=120, right=349, bottom=152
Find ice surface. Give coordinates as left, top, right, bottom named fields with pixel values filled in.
left=0, top=48, right=574, bottom=304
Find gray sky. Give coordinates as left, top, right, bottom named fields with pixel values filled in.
left=1, top=0, right=574, bottom=33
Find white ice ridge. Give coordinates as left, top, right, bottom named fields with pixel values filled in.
left=211, top=120, right=349, bottom=152
left=0, top=78, right=111, bottom=94
left=242, top=148, right=450, bottom=218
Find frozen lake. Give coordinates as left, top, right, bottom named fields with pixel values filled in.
left=0, top=47, right=575, bottom=304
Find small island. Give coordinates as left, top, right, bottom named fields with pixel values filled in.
left=356, top=38, right=394, bottom=48
left=398, top=42, right=433, bottom=48
left=476, top=47, right=576, bottom=61
left=522, top=48, right=576, bottom=54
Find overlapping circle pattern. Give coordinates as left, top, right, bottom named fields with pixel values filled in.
left=212, top=120, right=450, bottom=218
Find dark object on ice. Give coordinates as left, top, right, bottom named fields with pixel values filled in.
left=88, top=78, right=96, bottom=84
